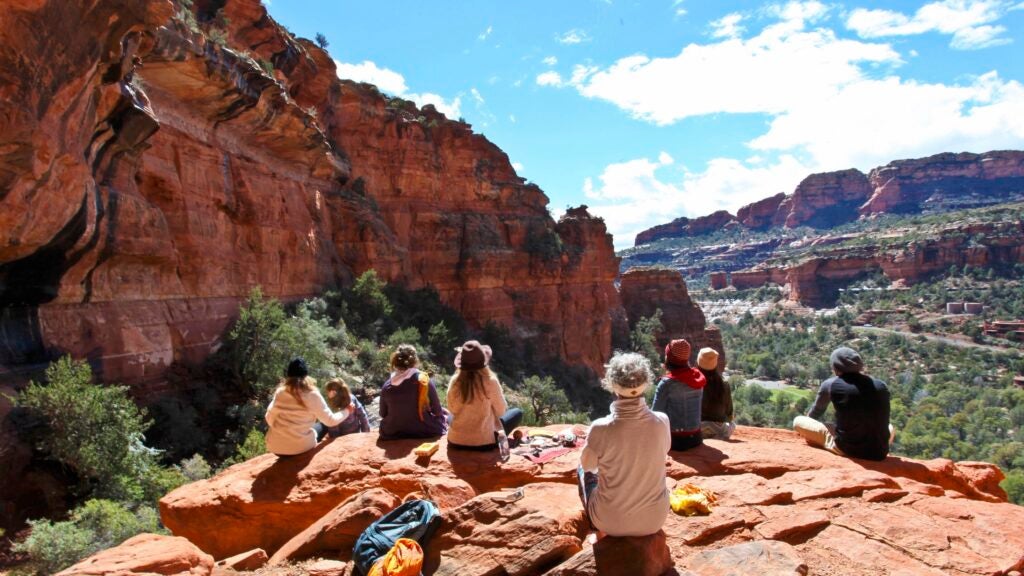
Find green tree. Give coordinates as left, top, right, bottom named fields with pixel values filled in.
left=630, top=309, right=664, bottom=369
left=13, top=356, right=176, bottom=502
left=517, top=375, right=585, bottom=425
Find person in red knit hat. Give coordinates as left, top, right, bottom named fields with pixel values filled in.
left=652, top=339, right=706, bottom=451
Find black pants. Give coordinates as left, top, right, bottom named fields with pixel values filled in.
left=671, top=433, right=703, bottom=451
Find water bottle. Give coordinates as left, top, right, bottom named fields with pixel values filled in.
left=497, top=429, right=510, bottom=462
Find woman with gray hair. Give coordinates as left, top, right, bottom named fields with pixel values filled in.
left=578, top=352, right=671, bottom=538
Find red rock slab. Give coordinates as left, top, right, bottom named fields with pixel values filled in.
left=56, top=533, right=214, bottom=576
left=664, top=505, right=764, bottom=547
left=807, top=524, right=949, bottom=576
left=754, top=510, right=830, bottom=542
left=268, top=488, right=400, bottom=565
left=828, top=498, right=1024, bottom=575
left=676, top=474, right=793, bottom=506
left=686, top=540, right=808, bottom=576
left=161, top=432, right=578, bottom=558
left=542, top=531, right=675, bottom=576
left=777, top=468, right=900, bottom=501
left=215, top=548, right=267, bottom=571
left=426, top=483, right=587, bottom=576
left=861, top=488, right=909, bottom=503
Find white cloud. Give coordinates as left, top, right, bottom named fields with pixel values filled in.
left=335, top=60, right=461, bottom=118
left=542, top=56, right=558, bottom=66
left=470, top=87, right=485, bottom=105
left=710, top=13, right=745, bottom=39
left=478, top=25, right=493, bottom=41
left=557, top=29, right=591, bottom=44
left=846, top=0, right=1014, bottom=49
left=536, top=71, right=564, bottom=87
left=674, top=0, right=688, bottom=17
left=512, top=162, right=524, bottom=172
left=334, top=60, right=408, bottom=95
left=568, top=26, right=899, bottom=125
left=509, top=114, right=517, bottom=123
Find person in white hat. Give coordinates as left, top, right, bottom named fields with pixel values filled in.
left=697, top=347, right=735, bottom=440
left=578, top=352, right=670, bottom=538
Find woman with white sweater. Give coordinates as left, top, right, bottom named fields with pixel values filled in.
left=265, top=358, right=352, bottom=456
left=579, top=352, right=671, bottom=538
left=446, top=340, right=523, bottom=450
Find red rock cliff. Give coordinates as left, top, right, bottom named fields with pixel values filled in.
left=618, top=267, right=725, bottom=366
left=0, top=0, right=622, bottom=387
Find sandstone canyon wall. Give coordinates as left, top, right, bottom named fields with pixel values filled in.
left=0, top=0, right=623, bottom=391
left=618, top=267, right=724, bottom=367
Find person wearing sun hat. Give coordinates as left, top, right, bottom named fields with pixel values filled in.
left=652, top=338, right=706, bottom=451
left=697, top=347, right=735, bottom=440
left=793, top=346, right=892, bottom=461
left=578, top=352, right=670, bottom=538
left=446, top=340, right=524, bottom=450
left=265, top=357, right=353, bottom=456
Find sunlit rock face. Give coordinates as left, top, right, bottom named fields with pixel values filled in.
left=0, top=0, right=624, bottom=389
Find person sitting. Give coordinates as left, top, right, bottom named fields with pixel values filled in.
left=793, top=346, right=892, bottom=461
left=697, top=347, right=735, bottom=440
left=265, top=358, right=352, bottom=456
left=579, top=352, right=670, bottom=538
left=324, top=378, right=371, bottom=437
left=446, top=340, right=523, bottom=451
left=378, top=344, right=448, bottom=440
left=652, top=339, right=706, bottom=451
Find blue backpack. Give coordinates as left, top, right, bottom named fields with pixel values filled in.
left=352, top=499, right=442, bottom=576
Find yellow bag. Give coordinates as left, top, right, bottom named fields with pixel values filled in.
left=670, top=484, right=718, bottom=516
left=367, top=538, right=423, bottom=576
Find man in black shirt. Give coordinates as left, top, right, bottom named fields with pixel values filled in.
left=793, top=347, right=892, bottom=461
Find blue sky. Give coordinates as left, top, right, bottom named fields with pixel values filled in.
left=267, top=0, right=1024, bottom=248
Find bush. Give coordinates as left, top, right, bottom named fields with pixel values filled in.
left=630, top=310, right=664, bottom=369
left=14, top=356, right=166, bottom=502
left=223, top=428, right=266, bottom=467
left=13, top=499, right=162, bottom=575
left=176, top=454, right=212, bottom=482
left=515, top=375, right=587, bottom=425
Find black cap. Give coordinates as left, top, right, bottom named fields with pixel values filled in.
left=287, top=357, right=309, bottom=378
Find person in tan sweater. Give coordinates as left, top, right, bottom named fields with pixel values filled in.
left=446, top=340, right=523, bottom=450
left=265, top=358, right=352, bottom=456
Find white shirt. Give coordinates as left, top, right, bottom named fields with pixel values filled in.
left=447, top=375, right=507, bottom=446
left=265, top=386, right=351, bottom=456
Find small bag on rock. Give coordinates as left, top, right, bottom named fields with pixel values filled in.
left=367, top=538, right=423, bottom=576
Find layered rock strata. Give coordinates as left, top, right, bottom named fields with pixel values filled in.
left=0, top=0, right=621, bottom=387
left=632, top=150, right=1024, bottom=246
left=152, top=426, right=1024, bottom=575
left=618, top=267, right=724, bottom=366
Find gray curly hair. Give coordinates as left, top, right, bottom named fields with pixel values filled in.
left=602, top=352, right=654, bottom=398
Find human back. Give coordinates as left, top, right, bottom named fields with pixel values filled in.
left=827, top=371, right=890, bottom=459
left=378, top=344, right=447, bottom=440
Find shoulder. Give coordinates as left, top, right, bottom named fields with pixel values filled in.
left=651, top=410, right=670, bottom=427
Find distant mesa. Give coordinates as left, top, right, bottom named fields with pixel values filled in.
left=634, top=150, right=1024, bottom=246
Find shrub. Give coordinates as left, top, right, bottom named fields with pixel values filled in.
left=13, top=499, right=162, bottom=575
left=315, top=32, right=329, bottom=49
left=515, top=375, right=586, bottom=425
left=176, top=454, right=213, bottom=482
left=630, top=310, right=663, bottom=369
left=224, top=428, right=266, bottom=467
left=14, top=356, right=161, bottom=501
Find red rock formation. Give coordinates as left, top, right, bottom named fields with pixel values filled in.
left=56, top=533, right=214, bottom=576
left=726, top=219, right=1024, bottom=306
left=709, top=271, right=728, bottom=290
left=774, top=168, right=871, bottom=229
left=159, top=426, right=1024, bottom=575
left=736, top=192, right=786, bottom=230
left=634, top=210, right=736, bottom=246
left=618, top=267, right=725, bottom=365
left=0, top=0, right=622, bottom=387
left=862, top=150, right=1024, bottom=215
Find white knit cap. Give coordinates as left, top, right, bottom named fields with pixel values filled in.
left=603, top=352, right=653, bottom=398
